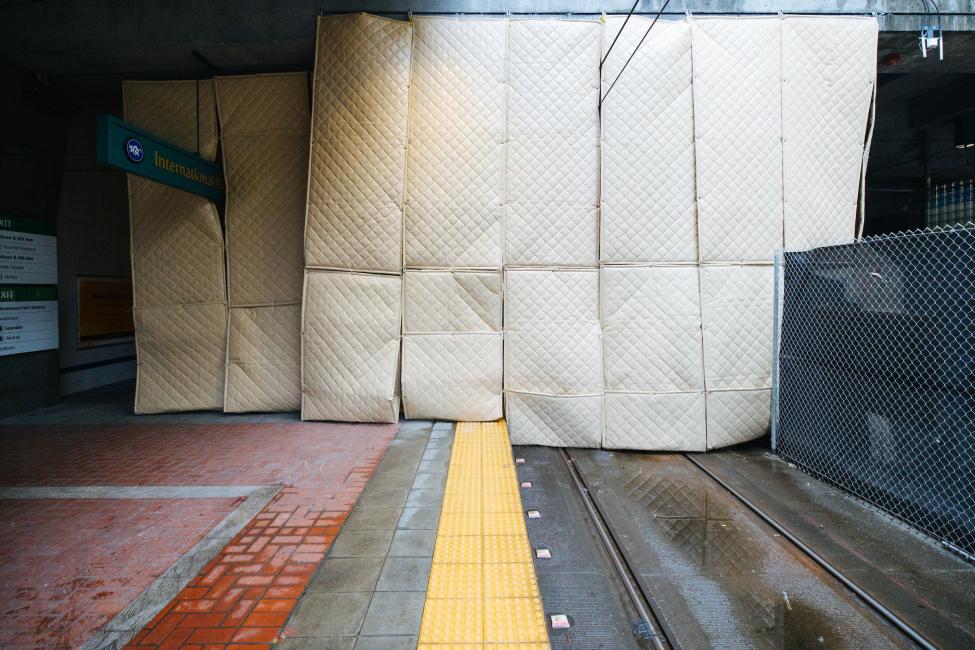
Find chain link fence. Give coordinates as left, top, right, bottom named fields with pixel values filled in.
left=772, top=224, right=975, bottom=559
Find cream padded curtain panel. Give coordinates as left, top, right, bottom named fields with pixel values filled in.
left=132, top=14, right=877, bottom=451
left=124, top=80, right=228, bottom=414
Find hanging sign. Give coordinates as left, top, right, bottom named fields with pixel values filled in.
left=95, top=113, right=224, bottom=201
left=0, top=216, right=57, bottom=284
left=0, top=286, right=59, bottom=356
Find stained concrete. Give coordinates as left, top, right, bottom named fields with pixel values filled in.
left=80, top=484, right=280, bottom=650
left=278, top=421, right=452, bottom=649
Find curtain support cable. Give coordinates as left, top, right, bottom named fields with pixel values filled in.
left=599, top=0, right=672, bottom=108
left=600, top=0, right=640, bottom=69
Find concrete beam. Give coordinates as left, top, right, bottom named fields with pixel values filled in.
left=0, top=1, right=973, bottom=82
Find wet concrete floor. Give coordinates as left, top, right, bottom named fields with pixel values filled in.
left=542, top=448, right=922, bottom=649
left=697, top=447, right=975, bottom=649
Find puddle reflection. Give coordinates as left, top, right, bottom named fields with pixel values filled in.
left=613, top=461, right=880, bottom=649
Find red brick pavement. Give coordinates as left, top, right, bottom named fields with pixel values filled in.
left=0, top=421, right=398, bottom=649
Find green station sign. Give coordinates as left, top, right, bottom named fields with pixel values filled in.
left=96, top=114, right=225, bottom=202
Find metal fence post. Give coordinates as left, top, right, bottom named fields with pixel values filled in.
left=770, top=249, right=783, bottom=451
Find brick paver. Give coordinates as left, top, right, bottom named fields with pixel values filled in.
left=0, top=419, right=398, bottom=649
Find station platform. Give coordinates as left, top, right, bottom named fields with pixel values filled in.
left=2, top=383, right=973, bottom=649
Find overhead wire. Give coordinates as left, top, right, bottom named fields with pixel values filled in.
left=600, top=0, right=640, bottom=67
left=599, top=0, right=673, bottom=108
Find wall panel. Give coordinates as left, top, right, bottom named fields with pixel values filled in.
left=782, top=16, right=878, bottom=249
left=601, top=18, right=696, bottom=264
left=691, top=17, right=783, bottom=263
left=124, top=80, right=227, bottom=413
left=305, top=14, right=412, bottom=274
left=505, top=19, right=600, bottom=267
left=405, top=17, right=506, bottom=269
left=217, top=72, right=308, bottom=412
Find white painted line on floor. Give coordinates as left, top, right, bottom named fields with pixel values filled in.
left=74, top=484, right=281, bottom=650
left=0, top=485, right=266, bottom=499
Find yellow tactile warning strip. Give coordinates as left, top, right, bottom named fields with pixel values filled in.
left=418, top=420, right=551, bottom=648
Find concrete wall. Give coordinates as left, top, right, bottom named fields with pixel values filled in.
left=0, top=66, right=70, bottom=418
left=56, top=99, right=137, bottom=395
left=0, top=67, right=134, bottom=417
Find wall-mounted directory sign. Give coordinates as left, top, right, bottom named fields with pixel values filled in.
left=0, top=216, right=57, bottom=285
left=0, top=286, right=58, bottom=356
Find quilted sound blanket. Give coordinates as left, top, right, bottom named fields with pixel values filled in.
left=505, top=19, right=600, bottom=267
left=691, top=17, right=783, bottom=263
left=601, top=17, right=696, bottom=264
left=405, top=17, right=506, bottom=270
left=133, top=304, right=228, bottom=413
left=288, top=13, right=877, bottom=451
left=216, top=72, right=308, bottom=412
left=401, top=270, right=503, bottom=420
left=700, top=264, right=775, bottom=448
left=504, top=269, right=602, bottom=447
left=305, top=14, right=412, bottom=274
left=782, top=16, right=878, bottom=249
left=216, top=73, right=308, bottom=307
left=602, top=265, right=706, bottom=450
left=124, top=80, right=227, bottom=413
left=301, top=271, right=401, bottom=423
left=225, top=304, right=302, bottom=413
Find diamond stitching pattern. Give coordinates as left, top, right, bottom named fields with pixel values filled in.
left=603, top=392, right=706, bottom=450
left=601, top=18, right=697, bottom=263
left=505, top=20, right=600, bottom=266
left=602, top=266, right=704, bottom=392
left=216, top=73, right=308, bottom=412
left=504, top=268, right=602, bottom=445
left=133, top=304, right=227, bottom=413
left=402, top=334, right=503, bottom=420
left=124, top=80, right=227, bottom=414
left=403, top=270, right=502, bottom=334
left=700, top=265, right=774, bottom=391
left=706, top=389, right=771, bottom=449
left=306, top=14, right=412, bottom=273
left=297, top=14, right=873, bottom=450
left=506, top=392, right=602, bottom=447
left=782, top=17, right=877, bottom=249
left=301, top=271, right=401, bottom=423
left=405, top=17, right=506, bottom=269
left=691, top=17, right=783, bottom=262
left=225, top=304, right=301, bottom=412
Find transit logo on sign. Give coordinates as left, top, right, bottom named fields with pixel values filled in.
left=125, top=138, right=144, bottom=163
left=96, top=114, right=224, bottom=202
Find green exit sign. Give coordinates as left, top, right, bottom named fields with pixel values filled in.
left=96, top=114, right=225, bottom=202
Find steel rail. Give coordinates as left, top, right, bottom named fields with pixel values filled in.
left=559, top=449, right=674, bottom=650
left=683, top=453, right=937, bottom=650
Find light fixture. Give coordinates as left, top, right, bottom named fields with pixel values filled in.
left=955, top=114, right=975, bottom=149
left=919, top=25, right=944, bottom=60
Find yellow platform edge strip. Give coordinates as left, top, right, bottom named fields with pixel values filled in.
left=418, top=420, right=551, bottom=648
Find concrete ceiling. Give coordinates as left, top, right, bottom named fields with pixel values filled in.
left=1, top=1, right=974, bottom=85
left=1, top=1, right=971, bottom=186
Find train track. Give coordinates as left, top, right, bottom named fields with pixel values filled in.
left=551, top=448, right=936, bottom=650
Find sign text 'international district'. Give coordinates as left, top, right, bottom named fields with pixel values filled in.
left=96, top=114, right=224, bottom=202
